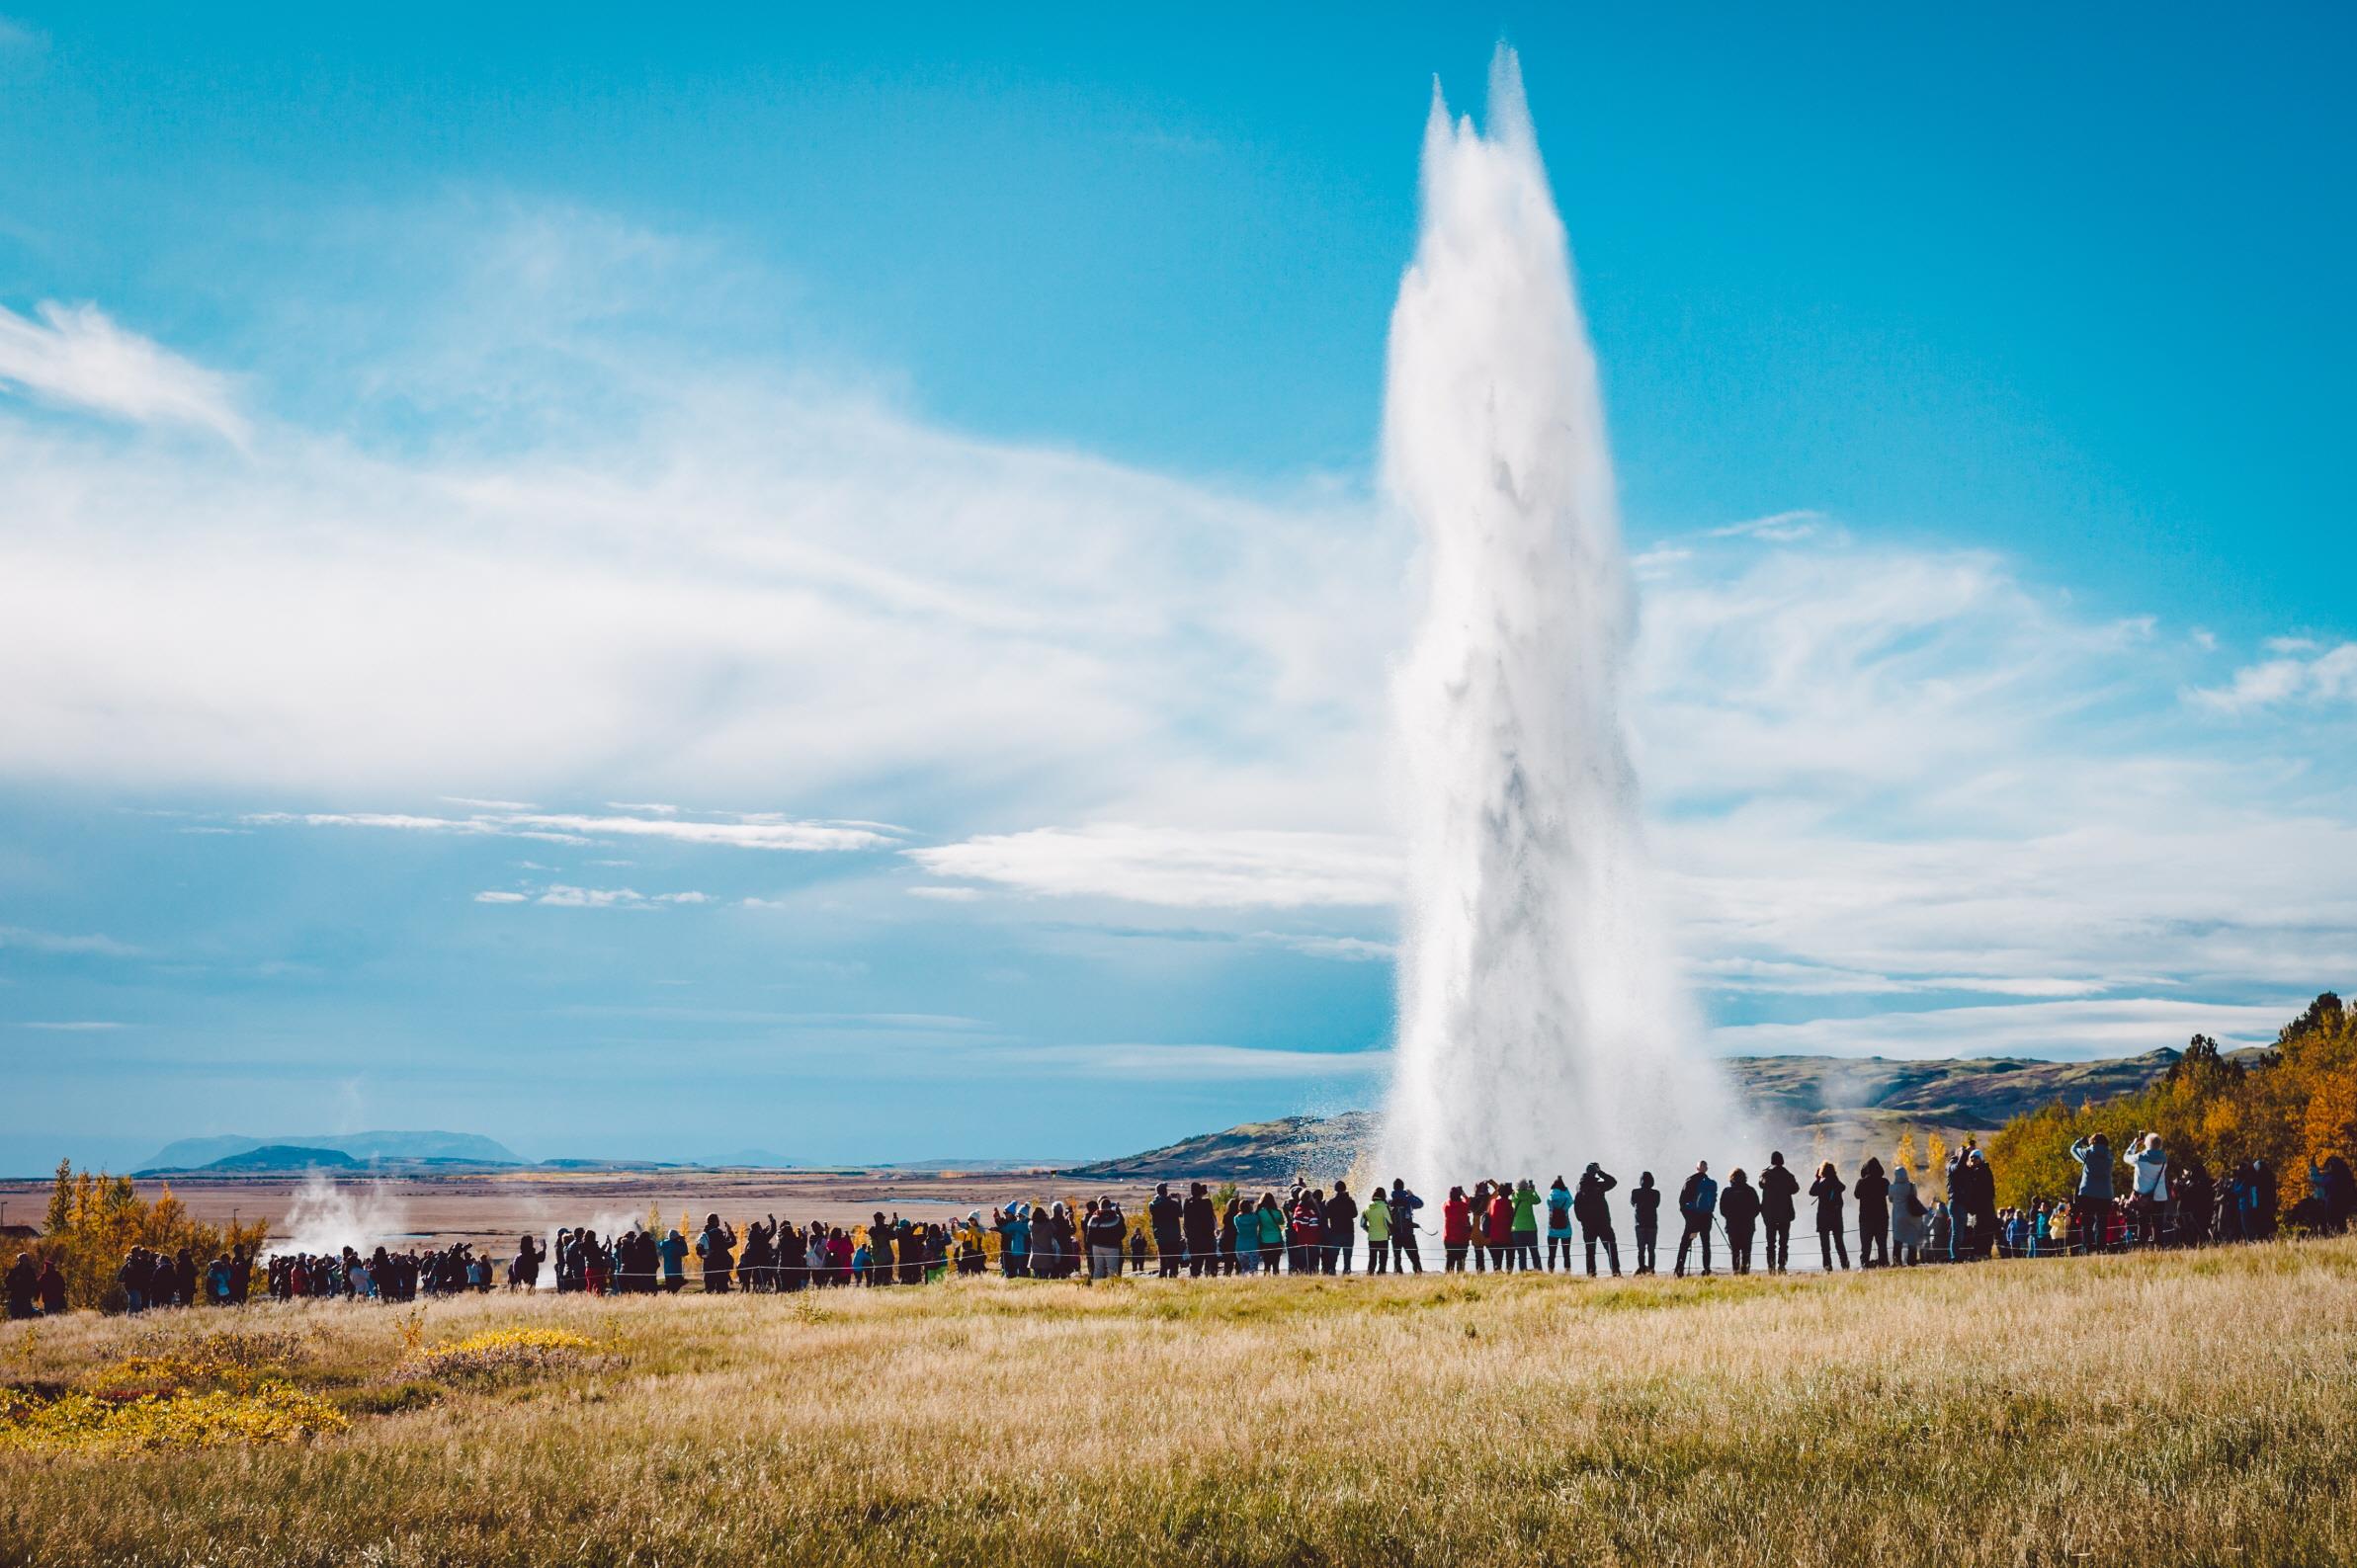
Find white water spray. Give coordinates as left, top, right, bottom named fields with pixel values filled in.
left=278, top=1172, right=409, bottom=1256
left=1375, top=48, right=1739, bottom=1191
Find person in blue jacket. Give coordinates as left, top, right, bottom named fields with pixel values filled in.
left=1673, top=1161, right=1719, bottom=1278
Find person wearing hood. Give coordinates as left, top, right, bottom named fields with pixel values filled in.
left=656, top=1228, right=689, bottom=1292
left=4, top=1253, right=35, bottom=1320
left=1759, top=1152, right=1800, bottom=1274
left=1719, top=1169, right=1761, bottom=1274
left=1673, top=1161, right=1719, bottom=1278
left=1631, top=1173, right=1661, bottom=1275
left=1888, top=1165, right=1927, bottom=1266
left=1854, top=1157, right=1892, bottom=1269
left=1545, top=1176, right=1575, bottom=1272
left=1810, top=1162, right=1849, bottom=1271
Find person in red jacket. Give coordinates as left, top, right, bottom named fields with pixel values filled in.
left=1442, top=1186, right=1473, bottom=1272
left=1484, top=1184, right=1515, bottom=1272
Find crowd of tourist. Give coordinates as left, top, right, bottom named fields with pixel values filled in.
left=8, top=1138, right=2354, bottom=1316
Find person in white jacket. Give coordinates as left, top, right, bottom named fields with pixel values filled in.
left=1888, top=1165, right=1928, bottom=1266
left=2132, top=1132, right=2171, bottom=1246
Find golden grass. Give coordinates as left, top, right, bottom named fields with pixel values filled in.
left=2, top=1240, right=2353, bottom=1566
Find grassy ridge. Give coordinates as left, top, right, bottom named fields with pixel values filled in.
left=4, top=1240, right=2354, bottom=1567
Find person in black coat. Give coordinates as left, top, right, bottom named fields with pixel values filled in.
left=1630, top=1173, right=1661, bottom=1275
left=2173, top=1158, right=2213, bottom=1246
left=1720, top=1169, right=1762, bottom=1274
left=1324, top=1181, right=1359, bottom=1274
left=1810, top=1162, right=1850, bottom=1271
left=1948, top=1142, right=1998, bottom=1259
left=1854, top=1157, right=1891, bottom=1269
left=3, top=1253, right=35, bottom=1320
left=1181, top=1183, right=1218, bottom=1278
left=1388, top=1180, right=1425, bottom=1274
left=1758, top=1152, right=1800, bottom=1274
left=1148, top=1184, right=1184, bottom=1277
left=1573, top=1163, right=1621, bottom=1277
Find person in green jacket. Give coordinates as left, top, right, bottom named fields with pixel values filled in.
left=1363, top=1190, right=1393, bottom=1274
left=1509, top=1179, right=1542, bottom=1271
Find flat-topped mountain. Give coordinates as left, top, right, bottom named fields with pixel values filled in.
left=137, top=1129, right=520, bottom=1174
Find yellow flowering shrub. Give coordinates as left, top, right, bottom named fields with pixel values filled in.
left=397, top=1326, right=603, bottom=1382
left=0, top=1380, right=347, bottom=1453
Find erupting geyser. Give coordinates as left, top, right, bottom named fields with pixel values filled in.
left=1375, top=48, right=1739, bottom=1191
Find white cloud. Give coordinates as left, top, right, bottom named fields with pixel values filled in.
left=4, top=206, right=2352, bottom=1072
left=907, top=825, right=1398, bottom=909
left=1708, top=508, right=1825, bottom=542
left=0, top=301, right=247, bottom=441
left=0, top=925, right=140, bottom=958
left=907, top=885, right=982, bottom=902
left=1257, top=933, right=1395, bottom=962
left=12, top=1020, right=128, bottom=1032
left=653, top=890, right=711, bottom=904
left=0, top=244, right=1398, bottom=818
left=2186, top=640, right=2357, bottom=713
left=1711, top=998, right=2292, bottom=1061
left=1019, top=1043, right=1390, bottom=1080
left=241, top=806, right=887, bottom=853
left=472, top=890, right=528, bottom=903
left=535, top=884, right=645, bottom=908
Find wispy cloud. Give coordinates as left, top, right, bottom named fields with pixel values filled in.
left=475, top=883, right=712, bottom=909
left=0, top=301, right=246, bottom=441
left=1708, top=508, right=1826, bottom=543
left=2185, top=639, right=2357, bottom=713
left=908, top=825, right=1398, bottom=909
left=0, top=925, right=140, bottom=958
left=1017, top=1043, right=1389, bottom=1080
left=243, top=805, right=890, bottom=853
left=13, top=1020, right=128, bottom=1032
left=1711, top=998, right=2292, bottom=1061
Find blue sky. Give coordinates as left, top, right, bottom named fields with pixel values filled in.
left=2, top=6, right=2352, bottom=1172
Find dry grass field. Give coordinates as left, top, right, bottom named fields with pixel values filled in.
left=3, top=1238, right=2353, bottom=1567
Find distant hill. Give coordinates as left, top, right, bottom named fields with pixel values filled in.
left=191, top=1144, right=360, bottom=1174
left=138, top=1129, right=520, bottom=1174
left=1061, top=1048, right=2215, bottom=1183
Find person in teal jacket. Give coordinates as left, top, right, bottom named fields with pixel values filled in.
left=1256, top=1196, right=1286, bottom=1275
left=656, top=1228, right=689, bottom=1293
left=1545, top=1177, right=1575, bottom=1272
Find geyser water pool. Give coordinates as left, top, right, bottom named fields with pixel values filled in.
left=1375, top=47, right=1740, bottom=1192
